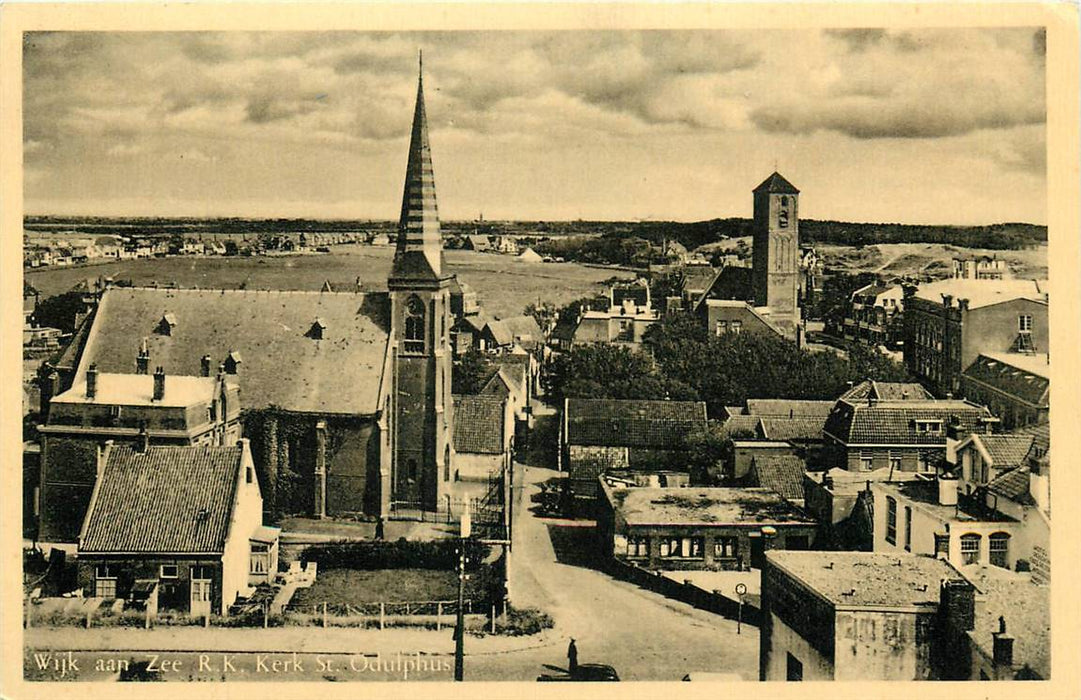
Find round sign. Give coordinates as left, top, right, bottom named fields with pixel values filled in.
left=735, top=583, right=748, bottom=596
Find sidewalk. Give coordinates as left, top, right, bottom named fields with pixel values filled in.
left=24, top=624, right=560, bottom=658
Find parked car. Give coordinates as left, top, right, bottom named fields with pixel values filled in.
left=537, top=664, right=620, bottom=682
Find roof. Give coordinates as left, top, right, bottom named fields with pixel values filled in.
left=823, top=398, right=992, bottom=446
left=875, top=479, right=1016, bottom=523
left=499, top=315, right=543, bottom=346
left=681, top=266, right=721, bottom=297
left=749, top=455, right=807, bottom=501
left=607, top=486, right=815, bottom=527
left=565, top=398, right=707, bottom=449
left=80, top=444, right=242, bottom=554
left=839, top=380, right=933, bottom=402
left=767, top=551, right=966, bottom=609
left=758, top=416, right=826, bottom=442
left=452, top=395, right=506, bottom=454
left=74, top=287, right=390, bottom=415
left=970, top=434, right=1036, bottom=469
left=962, top=354, right=1050, bottom=406
left=912, top=279, right=1048, bottom=310
left=986, top=467, right=1034, bottom=504
left=753, top=171, right=800, bottom=195
left=466, top=235, right=492, bottom=251
left=746, top=399, right=835, bottom=418
left=52, top=372, right=216, bottom=408
left=485, top=319, right=513, bottom=347
left=718, top=414, right=762, bottom=439
left=964, top=565, right=1050, bottom=679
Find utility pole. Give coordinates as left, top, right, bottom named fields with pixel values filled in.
left=454, top=510, right=471, bottom=681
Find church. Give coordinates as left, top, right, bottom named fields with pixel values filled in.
left=36, top=61, right=457, bottom=540
left=694, top=172, right=803, bottom=342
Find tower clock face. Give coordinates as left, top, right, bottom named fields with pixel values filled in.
left=407, top=296, right=425, bottom=315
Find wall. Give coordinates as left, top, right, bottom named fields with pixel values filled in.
left=568, top=445, right=628, bottom=498
left=964, top=299, right=1048, bottom=378
left=833, top=609, right=934, bottom=680
left=454, top=451, right=505, bottom=481
left=615, top=523, right=817, bottom=572
left=78, top=555, right=223, bottom=614
left=959, top=375, right=1047, bottom=431
left=763, top=613, right=835, bottom=680
left=221, top=444, right=264, bottom=615
left=38, top=437, right=99, bottom=542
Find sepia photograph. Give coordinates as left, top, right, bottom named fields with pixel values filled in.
left=2, top=4, right=1078, bottom=697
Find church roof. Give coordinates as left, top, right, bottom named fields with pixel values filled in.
left=753, top=171, right=799, bottom=195
left=392, top=54, right=444, bottom=282
left=73, top=287, right=390, bottom=415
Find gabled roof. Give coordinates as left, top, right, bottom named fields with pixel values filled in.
left=75, top=287, right=390, bottom=415
left=746, top=399, right=834, bottom=417
left=823, top=398, right=992, bottom=446
left=681, top=266, right=721, bottom=298
left=758, top=416, right=826, bottom=442
left=986, top=467, right=1034, bottom=504
left=753, top=171, right=799, bottom=195
left=80, top=444, right=243, bottom=554
left=499, top=315, right=543, bottom=347
left=719, top=414, right=762, bottom=439
left=485, top=319, right=513, bottom=347
left=840, top=380, right=933, bottom=402
left=964, top=433, right=1036, bottom=469
left=452, top=395, right=506, bottom=454
left=749, top=454, right=807, bottom=501
left=565, top=398, right=707, bottom=449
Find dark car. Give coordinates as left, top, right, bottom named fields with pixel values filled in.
left=537, top=664, right=620, bottom=682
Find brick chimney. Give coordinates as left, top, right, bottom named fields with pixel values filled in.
left=85, top=364, right=98, bottom=400
left=137, top=423, right=150, bottom=454
left=992, top=617, right=1014, bottom=668
left=152, top=366, right=165, bottom=401
left=201, top=355, right=212, bottom=377
left=136, top=338, right=150, bottom=375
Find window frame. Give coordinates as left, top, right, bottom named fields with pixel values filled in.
left=960, top=533, right=982, bottom=565
left=159, top=564, right=179, bottom=579
left=1018, top=314, right=1033, bottom=332
left=885, top=496, right=897, bottom=545
left=988, top=532, right=1010, bottom=568
left=403, top=295, right=427, bottom=354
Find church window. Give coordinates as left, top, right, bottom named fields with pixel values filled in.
left=404, top=295, right=426, bottom=353
left=778, top=209, right=789, bottom=228
left=780, top=196, right=788, bottom=206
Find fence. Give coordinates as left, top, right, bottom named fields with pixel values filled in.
left=281, top=598, right=502, bottom=631
left=607, top=559, right=761, bottom=627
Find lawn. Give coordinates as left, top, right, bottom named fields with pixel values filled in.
left=25, top=246, right=632, bottom=319
left=290, top=568, right=490, bottom=607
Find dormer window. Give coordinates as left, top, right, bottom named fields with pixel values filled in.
left=157, top=312, right=178, bottom=336
left=914, top=419, right=943, bottom=434
left=404, top=295, right=426, bottom=353
left=224, top=350, right=242, bottom=375
left=308, top=318, right=327, bottom=340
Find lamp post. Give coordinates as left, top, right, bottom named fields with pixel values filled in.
left=454, top=510, right=471, bottom=682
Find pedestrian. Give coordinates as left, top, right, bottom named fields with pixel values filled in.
left=374, top=516, right=385, bottom=541
left=567, top=638, right=578, bottom=673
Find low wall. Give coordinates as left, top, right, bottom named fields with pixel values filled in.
left=606, top=558, right=760, bottom=626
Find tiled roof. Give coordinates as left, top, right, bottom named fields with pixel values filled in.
left=499, top=315, right=543, bottom=347
left=681, top=266, right=721, bottom=297
left=962, top=354, right=1050, bottom=406
left=485, top=320, right=513, bottom=347
left=965, top=565, right=1050, bottom=679
left=749, top=454, right=807, bottom=501
left=566, top=399, right=707, bottom=449
left=986, top=467, right=1034, bottom=504
left=978, top=434, right=1035, bottom=468
left=753, top=171, right=800, bottom=194
left=767, top=551, right=965, bottom=609
left=81, top=444, right=241, bottom=553
left=840, top=380, right=933, bottom=402
left=452, top=395, right=506, bottom=454
left=719, top=414, right=762, bottom=439
left=823, top=399, right=992, bottom=446
left=746, top=399, right=835, bottom=417
left=74, top=287, right=390, bottom=415
left=758, top=416, right=826, bottom=442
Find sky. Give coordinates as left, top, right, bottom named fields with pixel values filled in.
left=23, top=29, right=1047, bottom=224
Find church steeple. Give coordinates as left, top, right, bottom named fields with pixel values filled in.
left=391, top=51, right=444, bottom=283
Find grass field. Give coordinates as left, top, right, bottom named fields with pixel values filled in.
left=24, top=246, right=633, bottom=319
left=289, top=568, right=488, bottom=607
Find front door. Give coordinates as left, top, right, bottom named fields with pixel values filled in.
left=190, top=567, right=212, bottom=617
left=749, top=535, right=765, bottom=570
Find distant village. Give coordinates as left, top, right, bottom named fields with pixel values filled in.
left=21, top=63, right=1050, bottom=684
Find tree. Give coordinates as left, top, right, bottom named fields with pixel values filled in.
left=543, top=344, right=691, bottom=404
left=683, top=424, right=730, bottom=485
left=453, top=348, right=493, bottom=395
left=32, top=291, right=88, bottom=333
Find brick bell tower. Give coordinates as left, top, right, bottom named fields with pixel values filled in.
left=752, top=171, right=801, bottom=339
left=387, top=53, right=454, bottom=512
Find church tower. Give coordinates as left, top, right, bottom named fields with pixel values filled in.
left=387, top=54, right=454, bottom=512
left=752, top=171, right=801, bottom=338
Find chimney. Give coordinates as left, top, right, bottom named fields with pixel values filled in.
left=137, top=423, right=150, bottom=454
left=136, top=338, right=150, bottom=375
left=97, top=439, right=114, bottom=477
left=992, top=620, right=1014, bottom=668
left=86, top=364, right=98, bottom=400
left=201, top=355, right=212, bottom=377
left=152, top=366, right=165, bottom=401
left=39, top=367, right=60, bottom=417
left=938, top=471, right=958, bottom=506
left=939, top=579, right=975, bottom=632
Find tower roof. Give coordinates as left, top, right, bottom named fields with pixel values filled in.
left=753, top=171, right=800, bottom=195
left=392, top=52, right=444, bottom=283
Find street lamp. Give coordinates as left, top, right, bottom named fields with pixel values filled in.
left=454, top=510, right=471, bottom=682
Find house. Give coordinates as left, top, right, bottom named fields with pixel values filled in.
left=902, top=278, right=1048, bottom=397
left=498, top=315, right=544, bottom=351
left=561, top=398, right=707, bottom=501
left=679, top=265, right=721, bottom=308
left=492, top=235, right=518, bottom=254
left=759, top=550, right=970, bottom=680
left=745, top=399, right=834, bottom=418
left=516, top=247, right=543, bottom=263
left=952, top=256, right=1010, bottom=280
left=36, top=364, right=242, bottom=541
left=567, top=281, right=659, bottom=348
left=803, top=467, right=922, bottom=550
left=697, top=299, right=786, bottom=340
left=451, top=394, right=513, bottom=482
left=76, top=439, right=279, bottom=617
left=746, top=454, right=807, bottom=503
left=37, top=64, right=471, bottom=528
left=463, top=234, right=492, bottom=252
left=839, top=380, right=933, bottom=403
left=821, top=396, right=995, bottom=473
left=478, top=359, right=532, bottom=441
left=841, top=282, right=905, bottom=347
left=598, top=483, right=818, bottom=572
left=960, top=352, right=1049, bottom=430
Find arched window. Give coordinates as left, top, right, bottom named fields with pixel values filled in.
left=960, top=533, right=981, bottom=565
left=989, top=532, right=1010, bottom=568
left=778, top=209, right=789, bottom=228
left=404, top=295, right=426, bottom=353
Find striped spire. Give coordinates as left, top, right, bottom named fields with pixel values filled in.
left=392, top=50, right=443, bottom=281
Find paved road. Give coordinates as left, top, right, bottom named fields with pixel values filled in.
left=466, top=465, right=759, bottom=681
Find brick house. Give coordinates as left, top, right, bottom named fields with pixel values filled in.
left=77, top=440, right=278, bottom=616
left=451, top=394, right=513, bottom=482
left=960, top=353, right=1049, bottom=430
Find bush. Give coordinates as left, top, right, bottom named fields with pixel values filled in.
left=1015, top=559, right=1031, bottom=572
left=489, top=606, right=554, bottom=637
left=301, top=538, right=490, bottom=572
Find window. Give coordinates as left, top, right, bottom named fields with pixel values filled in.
left=960, top=534, right=981, bottom=565
left=914, top=420, right=943, bottom=435
left=904, top=507, right=912, bottom=551
left=250, top=543, right=270, bottom=574
left=95, top=564, right=117, bottom=599
left=860, top=451, right=874, bottom=471
left=885, top=496, right=897, bottom=545
left=731, top=320, right=742, bottom=335
left=403, top=295, right=426, bottom=353
left=889, top=453, right=903, bottom=472
left=407, top=458, right=418, bottom=484
left=1019, top=314, right=1033, bottom=332
left=934, top=533, right=950, bottom=558
left=191, top=565, right=213, bottom=581
left=246, top=466, right=254, bottom=484
left=159, top=564, right=179, bottom=579
left=659, top=537, right=704, bottom=558
left=989, top=532, right=1010, bottom=568
left=714, top=537, right=739, bottom=560
left=778, top=209, right=789, bottom=228
left=786, top=652, right=803, bottom=681
left=626, top=536, right=649, bottom=558
left=715, top=320, right=727, bottom=336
